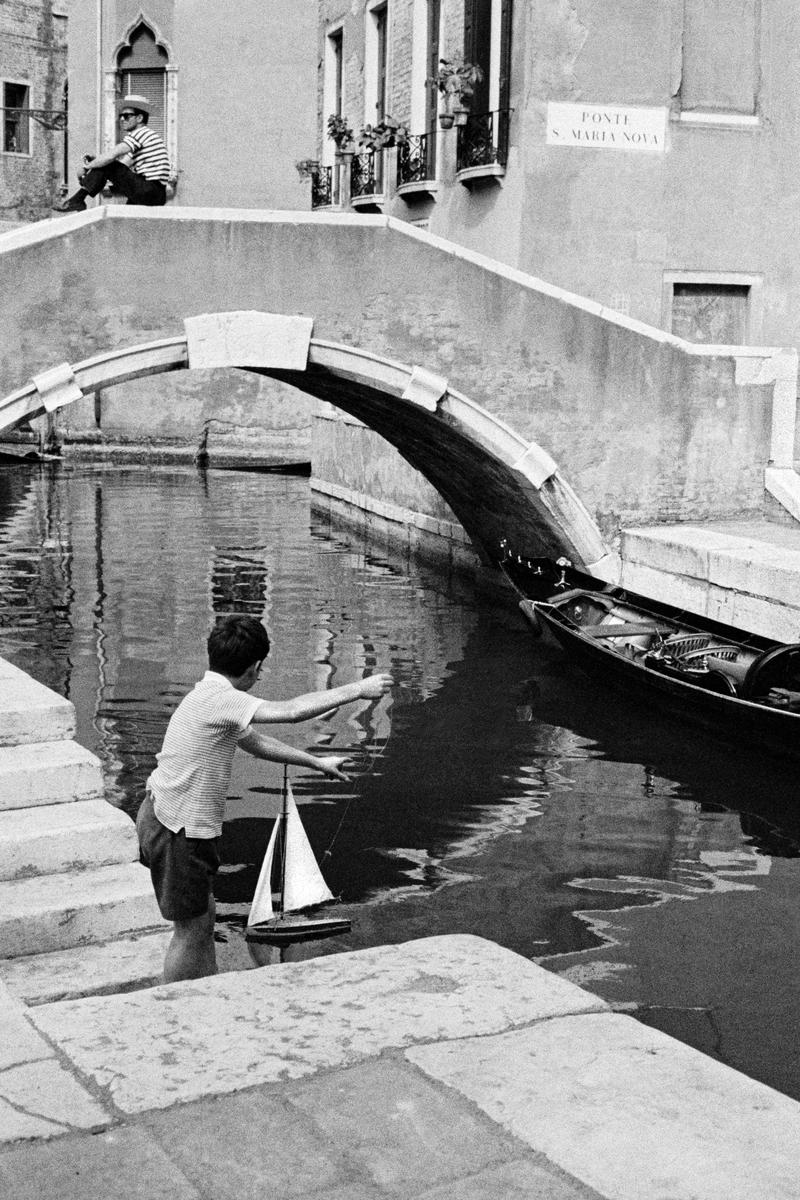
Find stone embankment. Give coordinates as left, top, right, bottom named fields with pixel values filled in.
left=1, top=659, right=799, bottom=1199
left=0, top=654, right=168, bottom=1000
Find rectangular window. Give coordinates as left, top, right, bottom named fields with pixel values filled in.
left=681, top=0, right=759, bottom=115
left=117, top=69, right=167, bottom=138
left=3, top=82, right=30, bottom=154
left=374, top=4, right=388, bottom=123
left=331, top=30, right=343, bottom=118
left=671, top=283, right=750, bottom=344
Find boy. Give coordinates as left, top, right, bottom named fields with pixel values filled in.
left=137, top=613, right=392, bottom=982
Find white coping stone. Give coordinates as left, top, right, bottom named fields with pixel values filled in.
left=0, top=658, right=27, bottom=680
left=0, top=674, right=75, bottom=746
left=407, top=1013, right=800, bottom=1200
left=0, top=799, right=138, bottom=880
left=0, top=862, right=166, bottom=957
left=0, top=929, right=172, bottom=1006
left=0, top=741, right=104, bottom=808
left=185, top=311, right=313, bottom=370
left=28, top=935, right=608, bottom=1113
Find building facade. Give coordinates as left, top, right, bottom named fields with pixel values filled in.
left=0, top=1, right=68, bottom=223
left=312, top=0, right=800, bottom=351
left=67, top=0, right=316, bottom=209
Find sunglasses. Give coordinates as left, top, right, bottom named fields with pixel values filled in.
left=119, top=112, right=136, bottom=119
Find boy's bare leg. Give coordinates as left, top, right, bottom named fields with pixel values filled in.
left=163, top=894, right=217, bottom=982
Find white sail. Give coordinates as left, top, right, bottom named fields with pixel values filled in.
left=282, top=782, right=335, bottom=911
left=246, top=816, right=279, bottom=927
left=247, top=780, right=334, bottom=927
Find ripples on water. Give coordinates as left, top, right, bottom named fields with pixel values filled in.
left=1, top=462, right=799, bottom=1099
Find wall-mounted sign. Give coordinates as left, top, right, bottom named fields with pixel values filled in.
left=546, top=102, right=668, bottom=154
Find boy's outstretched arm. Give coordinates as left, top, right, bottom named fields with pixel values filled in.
left=238, top=730, right=351, bottom=781
left=251, top=672, right=393, bottom=725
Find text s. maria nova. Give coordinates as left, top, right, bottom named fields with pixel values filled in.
left=546, top=103, right=667, bottom=154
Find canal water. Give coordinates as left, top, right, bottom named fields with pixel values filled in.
left=2, top=461, right=799, bottom=1101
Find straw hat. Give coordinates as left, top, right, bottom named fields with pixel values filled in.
left=120, top=94, right=150, bottom=116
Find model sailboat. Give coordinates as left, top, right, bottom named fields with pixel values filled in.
left=246, top=771, right=352, bottom=945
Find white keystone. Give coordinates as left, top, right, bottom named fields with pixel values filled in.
left=185, top=311, right=313, bottom=370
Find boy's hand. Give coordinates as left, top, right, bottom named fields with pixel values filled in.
left=314, top=755, right=351, bottom=781
left=359, top=672, right=393, bottom=699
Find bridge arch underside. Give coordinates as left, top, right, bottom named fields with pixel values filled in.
left=0, top=336, right=618, bottom=579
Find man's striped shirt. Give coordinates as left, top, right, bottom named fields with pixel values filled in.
left=123, top=126, right=171, bottom=183
left=148, top=672, right=261, bottom=838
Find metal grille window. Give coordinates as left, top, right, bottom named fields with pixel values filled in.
left=3, top=82, right=30, bottom=154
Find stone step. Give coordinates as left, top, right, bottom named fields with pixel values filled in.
left=0, top=863, right=166, bottom=958
left=0, top=740, right=104, bottom=810
left=0, top=799, right=138, bottom=881
left=0, top=929, right=172, bottom=1005
left=0, top=659, right=75, bottom=747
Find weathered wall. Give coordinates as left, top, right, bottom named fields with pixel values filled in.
left=0, top=212, right=775, bottom=540
left=312, top=0, right=800, bottom=354
left=0, top=1, right=68, bottom=221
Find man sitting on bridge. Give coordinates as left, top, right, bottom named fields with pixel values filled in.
left=54, top=94, right=171, bottom=213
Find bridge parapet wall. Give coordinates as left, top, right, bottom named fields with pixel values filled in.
left=0, top=209, right=787, bottom=539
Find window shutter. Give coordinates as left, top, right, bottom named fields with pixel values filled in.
left=120, top=70, right=166, bottom=138
left=499, top=0, right=513, bottom=111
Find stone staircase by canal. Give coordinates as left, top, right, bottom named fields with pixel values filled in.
left=0, top=654, right=170, bottom=1004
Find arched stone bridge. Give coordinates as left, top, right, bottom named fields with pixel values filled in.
left=0, top=314, right=615, bottom=576
left=1, top=208, right=797, bottom=580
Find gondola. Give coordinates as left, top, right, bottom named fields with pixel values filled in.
left=500, top=550, right=800, bottom=761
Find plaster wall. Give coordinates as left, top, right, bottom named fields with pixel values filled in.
left=0, top=213, right=774, bottom=540
left=67, top=0, right=316, bottom=206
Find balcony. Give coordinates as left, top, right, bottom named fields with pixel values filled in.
left=396, top=133, right=436, bottom=197
left=310, top=164, right=333, bottom=209
left=350, top=152, right=383, bottom=208
left=456, top=110, right=512, bottom=184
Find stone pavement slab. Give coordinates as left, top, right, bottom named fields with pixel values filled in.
left=407, top=1012, right=800, bottom=1200
left=0, top=670, right=75, bottom=746
left=29, top=935, right=606, bottom=1112
left=0, top=1126, right=201, bottom=1200
left=0, top=861, right=165, bottom=957
left=0, top=798, right=137, bottom=880
left=0, top=981, right=110, bottom=1142
left=0, top=740, right=104, bottom=809
left=0, top=928, right=171, bottom=1006
left=620, top=519, right=800, bottom=641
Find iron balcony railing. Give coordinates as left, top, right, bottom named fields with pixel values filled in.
left=310, top=164, right=332, bottom=209
left=397, top=132, right=436, bottom=187
left=351, top=152, right=378, bottom=199
left=456, top=109, right=512, bottom=173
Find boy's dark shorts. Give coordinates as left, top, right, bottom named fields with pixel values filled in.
left=136, top=790, right=220, bottom=921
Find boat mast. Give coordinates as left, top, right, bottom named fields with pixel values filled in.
left=278, top=764, right=289, bottom=920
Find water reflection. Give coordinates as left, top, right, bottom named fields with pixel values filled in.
left=1, top=461, right=800, bottom=1100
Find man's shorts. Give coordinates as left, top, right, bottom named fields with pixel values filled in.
left=136, top=790, right=220, bottom=921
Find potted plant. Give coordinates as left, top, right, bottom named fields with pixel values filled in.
left=295, top=158, right=319, bottom=180
left=358, top=115, right=410, bottom=152
left=327, top=114, right=356, bottom=159
left=431, top=58, right=484, bottom=128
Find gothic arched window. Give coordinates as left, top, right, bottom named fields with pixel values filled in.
left=116, top=23, right=168, bottom=139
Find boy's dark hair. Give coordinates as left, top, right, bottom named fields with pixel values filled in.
left=207, top=615, right=270, bottom=677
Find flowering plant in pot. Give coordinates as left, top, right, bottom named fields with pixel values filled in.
left=327, top=114, right=356, bottom=157
left=358, top=115, right=410, bottom=152
left=431, top=58, right=484, bottom=127
left=295, top=158, right=319, bottom=179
